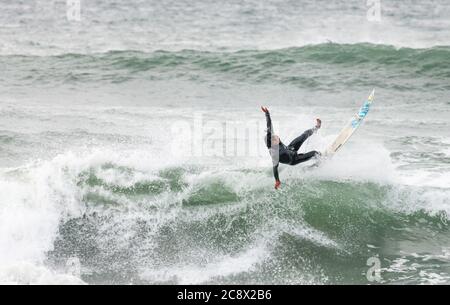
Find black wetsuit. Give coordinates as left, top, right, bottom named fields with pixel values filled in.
left=264, top=111, right=319, bottom=182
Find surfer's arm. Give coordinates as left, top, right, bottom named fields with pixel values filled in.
left=273, top=164, right=281, bottom=189
left=262, top=107, right=272, bottom=148
left=262, top=107, right=280, bottom=189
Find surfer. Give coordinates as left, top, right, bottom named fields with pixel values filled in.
left=261, top=106, right=321, bottom=189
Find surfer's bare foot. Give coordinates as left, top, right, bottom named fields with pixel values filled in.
left=315, top=118, right=322, bottom=129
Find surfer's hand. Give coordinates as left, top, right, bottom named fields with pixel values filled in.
left=315, top=118, right=322, bottom=129
left=275, top=180, right=281, bottom=190
left=261, top=106, right=269, bottom=113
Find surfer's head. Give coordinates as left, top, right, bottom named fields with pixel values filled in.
left=271, top=135, right=280, bottom=145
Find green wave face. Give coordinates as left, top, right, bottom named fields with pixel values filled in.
left=2, top=44, right=450, bottom=92
left=42, top=162, right=450, bottom=285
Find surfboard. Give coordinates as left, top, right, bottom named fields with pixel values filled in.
left=323, top=89, right=375, bottom=156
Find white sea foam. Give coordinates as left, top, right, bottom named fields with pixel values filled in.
left=140, top=242, right=270, bottom=284
left=382, top=250, right=450, bottom=284
left=0, top=262, right=85, bottom=285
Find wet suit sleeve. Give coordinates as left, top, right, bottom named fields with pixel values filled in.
left=265, top=112, right=273, bottom=149
left=265, top=111, right=281, bottom=185
left=273, top=164, right=280, bottom=181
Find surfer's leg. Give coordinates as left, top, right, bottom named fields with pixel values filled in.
left=287, top=128, right=315, bottom=152
left=290, top=150, right=320, bottom=165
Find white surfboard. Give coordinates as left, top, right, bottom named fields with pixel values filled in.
left=323, top=90, right=375, bottom=156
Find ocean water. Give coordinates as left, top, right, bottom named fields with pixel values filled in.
left=0, top=0, right=449, bottom=285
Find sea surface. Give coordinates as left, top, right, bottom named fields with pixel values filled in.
left=0, top=0, right=449, bottom=284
